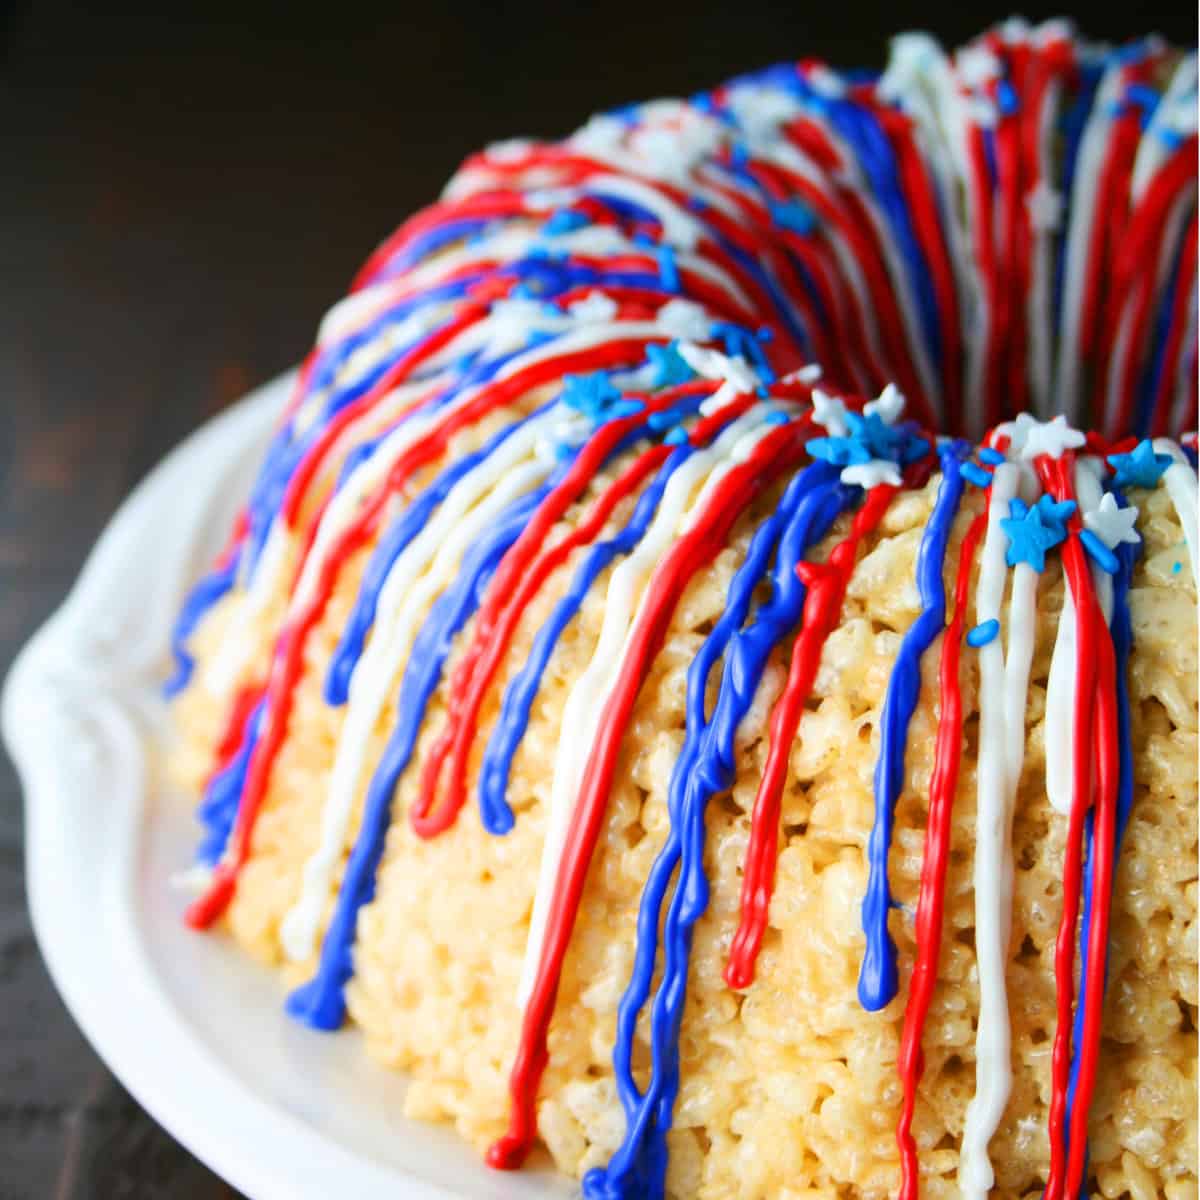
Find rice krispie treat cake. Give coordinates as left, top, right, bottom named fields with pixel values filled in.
left=168, top=20, right=1198, bottom=1200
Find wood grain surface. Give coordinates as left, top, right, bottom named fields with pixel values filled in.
left=1, top=2, right=1193, bottom=1196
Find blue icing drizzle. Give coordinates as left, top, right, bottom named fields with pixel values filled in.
left=287, top=479, right=559, bottom=1030
left=589, top=462, right=853, bottom=1200
left=476, top=444, right=693, bottom=836
left=1061, top=485, right=1141, bottom=1190
left=323, top=403, right=556, bottom=706
left=816, top=92, right=943, bottom=372
left=1138, top=234, right=1186, bottom=437
left=858, top=439, right=969, bottom=1012
left=165, top=555, right=239, bottom=696
left=193, top=701, right=264, bottom=867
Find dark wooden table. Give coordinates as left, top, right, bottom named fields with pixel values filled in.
left=1, top=2, right=1193, bottom=1196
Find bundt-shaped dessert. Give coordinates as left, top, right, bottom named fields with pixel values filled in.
left=168, top=20, right=1198, bottom=1200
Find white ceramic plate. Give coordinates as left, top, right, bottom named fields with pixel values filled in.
left=3, top=372, right=574, bottom=1200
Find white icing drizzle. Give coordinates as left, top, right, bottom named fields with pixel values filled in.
left=1054, top=56, right=1125, bottom=424
left=1044, top=457, right=1117, bottom=815
left=959, top=458, right=1021, bottom=1200
left=279, top=406, right=563, bottom=962
left=516, top=405, right=773, bottom=1007
left=202, top=390, right=442, bottom=698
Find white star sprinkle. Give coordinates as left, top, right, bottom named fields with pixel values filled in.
left=481, top=298, right=567, bottom=358
left=810, top=387, right=850, bottom=436
left=656, top=298, right=712, bottom=342
left=994, top=411, right=1039, bottom=456
left=677, top=342, right=760, bottom=392
left=567, top=291, right=619, bottom=324
left=1027, top=181, right=1064, bottom=232
left=1019, top=415, right=1086, bottom=461
left=863, top=382, right=906, bottom=425
left=1083, top=493, right=1141, bottom=549
left=842, top=460, right=903, bottom=489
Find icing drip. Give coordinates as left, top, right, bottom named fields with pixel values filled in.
left=858, top=439, right=970, bottom=1011
left=726, top=475, right=911, bottom=989
left=490, top=419, right=813, bottom=1169
left=895, top=511, right=987, bottom=1200
left=592, top=460, right=850, bottom=1198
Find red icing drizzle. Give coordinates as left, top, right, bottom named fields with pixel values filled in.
left=1038, top=453, right=1120, bottom=1200
left=724, top=475, right=907, bottom=990
left=487, top=415, right=813, bottom=1170
left=185, top=337, right=667, bottom=928
left=895, top=510, right=986, bottom=1199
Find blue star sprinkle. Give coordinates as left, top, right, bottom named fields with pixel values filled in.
left=807, top=409, right=928, bottom=473
left=1033, top=494, right=1079, bottom=528
left=710, top=321, right=776, bottom=385
left=645, top=341, right=695, bottom=389
left=1107, top=439, right=1173, bottom=489
left=1001, top=495, right=1075, bottom=571
left=560, top=372, right=623, bottom=420
left=806, top=434, right=874, bottom=467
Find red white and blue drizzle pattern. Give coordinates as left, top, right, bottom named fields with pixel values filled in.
left=167, top=20, right=1199, bottom=1200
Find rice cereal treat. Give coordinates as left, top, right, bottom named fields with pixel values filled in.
left=168, top=20, right=1198, bottom=1200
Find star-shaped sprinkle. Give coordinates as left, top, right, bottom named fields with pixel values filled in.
left=645, top=341, right=696, bottom=389
left=677, top=342, right=760, bottom=394
left=1019, top=415, right=1086, bottom=461
left=863, top=382, right=906, bottom=426
left=1106, top=439, right=1173, bottom=489
left=811, top=388, right=850, bottom=436
left=847, top=410, right=928, bottom=463
left=1001, top=496, right=1072, bottom=571
left=656, top=298, right=712, bottom=341
left=1083, top=492, right=1141, bottom=549
left=842, top=460, right=903, bottom=488
left=566, top=291, right=619, bottom=324
left=560, top=372, right=623, bottom=419
left=1033, top=494, right=1079, bottom=528
left=807, top=435, right=873, bottom=467
left=995, top=412, right=1040, bottom=457
left=482, top=297, right=567, bottom=357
